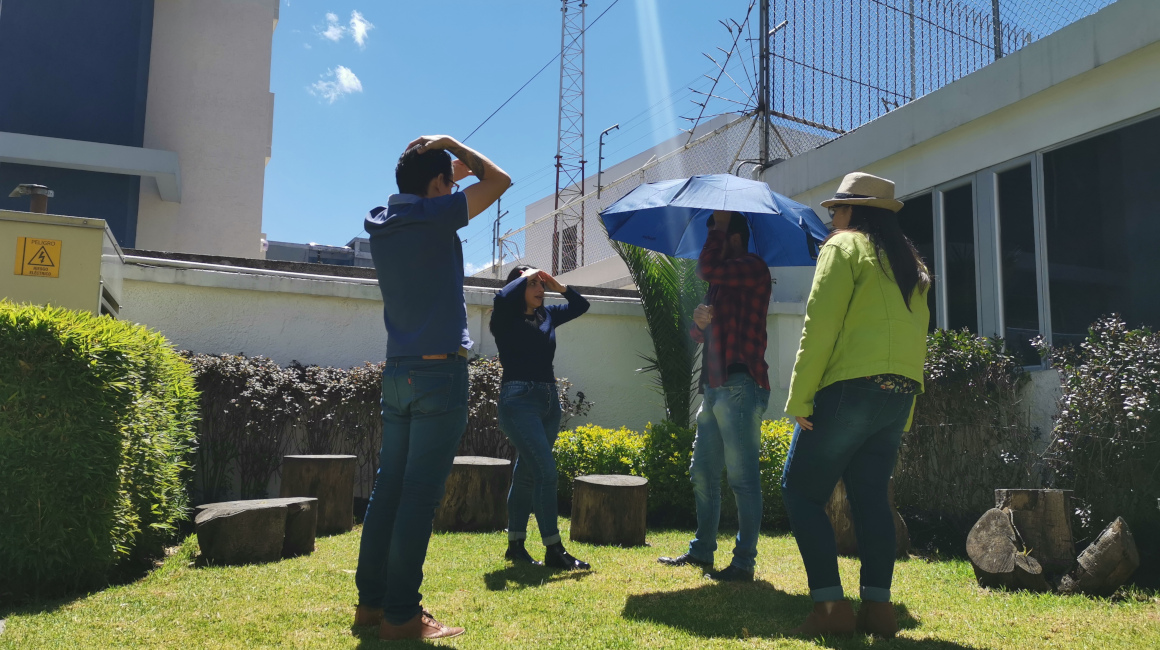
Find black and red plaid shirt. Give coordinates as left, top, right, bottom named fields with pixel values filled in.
left=690, top=229, right=772, bottom=390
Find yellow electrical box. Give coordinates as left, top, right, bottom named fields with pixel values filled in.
left=0, top=210, right=124, bottom=316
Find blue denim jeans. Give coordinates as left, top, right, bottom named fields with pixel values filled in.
left=498, top=380, right=563, bottom=546
left=688, top=372, right=771, bottom=572
left=355, top=356, right=468, bottom=625
left=781, top=379, right=914, bottom=603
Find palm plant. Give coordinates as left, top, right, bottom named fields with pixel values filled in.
left=609, top=240, right=707, bottom=428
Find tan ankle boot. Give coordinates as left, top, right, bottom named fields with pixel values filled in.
left=789, top=600, right=856, bottom=637
left=379, top=610, right=465, bottom=641
left=856, top=601, right=898, bottom=638
left=353, top=605, right=383, bottom=627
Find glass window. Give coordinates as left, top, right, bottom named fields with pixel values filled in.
left=1044, top=115, right=1160, bottom=347
left=896, top=192, right=937, bottom=331
left=997, top=165, right=1041, bottom=364
left=943, top=184, right=978, bottom=333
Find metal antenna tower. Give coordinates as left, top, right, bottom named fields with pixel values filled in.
left=553, top=0, right=586, bottom=275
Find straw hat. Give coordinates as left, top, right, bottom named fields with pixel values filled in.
left=820, top=172, right=904, bottom=212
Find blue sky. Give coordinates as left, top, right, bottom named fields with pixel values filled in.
left=261, top=0, right=761, bottom=271
left=260, top=0, right=1107, bottom=273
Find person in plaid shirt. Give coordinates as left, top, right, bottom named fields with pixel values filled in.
left=658, top=210, right=772, bottom=582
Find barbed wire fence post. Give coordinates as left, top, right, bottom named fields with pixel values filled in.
left=488, top=1, right=1117, bottom=282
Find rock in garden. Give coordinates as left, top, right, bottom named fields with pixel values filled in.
left=967, top=507, right=1049, bottom=592
left=1058, top=517, right=1140, bottom=597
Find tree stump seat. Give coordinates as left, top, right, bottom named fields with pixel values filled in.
left=433, top=456, right=511, bottom=532
left=825, top=478, right=910, bottom=558
left=994, top=489, right=1075, bottom=574
left=195, top=497, right=318, bottom=564
left=570, top=474, right=648, bottom=547
left=280, top=454, right=356, bottom=534
left=1059, top=517, right=1140, bottom=596
left=968, top=490, right=1141, bottom=594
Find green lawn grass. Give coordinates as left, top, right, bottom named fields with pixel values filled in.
left=3, top=519, right=1157, bottom=649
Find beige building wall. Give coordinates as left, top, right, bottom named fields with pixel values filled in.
left=135, top=0, right=278, bottom=258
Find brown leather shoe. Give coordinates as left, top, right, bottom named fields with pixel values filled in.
left=789, top=600, right=856, bottom=637
left=856, top=600, right=898, bottom=639
left=379, top=610, right=465, bottom=641
left=353, top=605, right=383, bottom=627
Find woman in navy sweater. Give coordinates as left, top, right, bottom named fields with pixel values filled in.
left=490, top=265, right=591, bottom=569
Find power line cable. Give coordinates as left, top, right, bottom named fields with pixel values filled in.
left=461, top=0, right=622, bottom=143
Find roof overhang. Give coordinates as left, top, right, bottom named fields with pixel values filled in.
left=0, top=131, right=181, bottom=202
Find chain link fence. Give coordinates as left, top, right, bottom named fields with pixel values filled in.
left=769, top=0, right=1119, bottom=137
left=490, top=0, right=1120, bottom=285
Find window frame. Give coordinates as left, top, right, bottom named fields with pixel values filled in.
left=892, top=109, right=1160, bottom=367
left=902, top=157, right=1049, bottom=366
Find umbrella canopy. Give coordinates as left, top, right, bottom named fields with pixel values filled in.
left=600, top=174, right=829, bottom=267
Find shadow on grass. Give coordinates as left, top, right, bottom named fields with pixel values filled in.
left=0, top=553, right=164, bottom=618
left=483, top=563, right=594, bottom=591
left=350, top=625, right=462, bottom=650
left=622, top=580, right=989, bottom=649
left=0, top=594, right=85, bottom=620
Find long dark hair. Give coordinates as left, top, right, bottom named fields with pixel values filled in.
left=835, top=205, right=931, bottom=310
left=504, top=265, right=532, bottom=284
left=488, top=265, right=535, bottom=337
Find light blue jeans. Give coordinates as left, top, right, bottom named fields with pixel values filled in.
left=687, top=372, right=771, bottom=571
left=498, top=380, right=563, bottom=546
left=355, top=356, right=468, bottom=625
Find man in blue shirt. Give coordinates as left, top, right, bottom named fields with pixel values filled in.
left=355, top=135, right=509, bottom=641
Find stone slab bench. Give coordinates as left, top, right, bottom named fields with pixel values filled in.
left=195, top=497, right=318, bottom=564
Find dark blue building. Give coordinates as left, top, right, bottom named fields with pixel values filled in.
left=0, top=0, right=159, bottom=247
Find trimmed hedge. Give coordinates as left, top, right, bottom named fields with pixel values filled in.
left=554, top=419, right=794, bottom=528
left=183, top=354, right=592, bottom=504
left=0, top=302, right=198, bottom=599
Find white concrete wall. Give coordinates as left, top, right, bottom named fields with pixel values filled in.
left=119, top=259, right=804, bottom=433
left=135, top=0, right=278, bottom=258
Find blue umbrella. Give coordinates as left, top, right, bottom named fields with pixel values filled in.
left=599, top=173, right=829, bottom=266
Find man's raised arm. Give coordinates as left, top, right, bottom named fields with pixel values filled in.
left=409, top=135, right=511, bottom=218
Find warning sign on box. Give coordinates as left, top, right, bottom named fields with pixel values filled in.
left=14, top=237, right=62, bottom=278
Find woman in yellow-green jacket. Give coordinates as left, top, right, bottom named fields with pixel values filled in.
left=781, top=173, right=930, bottom=640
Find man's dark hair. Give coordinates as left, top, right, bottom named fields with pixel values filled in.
left=727, top=212, right=750, bottom=250
left=706, top=211, right=751, bottom=251
left=395, top=147, right=453, bottom=196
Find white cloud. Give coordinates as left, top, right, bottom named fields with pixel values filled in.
left=349, top=11, right=374, bottom=48
left=464, top=261, right=490, bottom=277
left=314, top=11, right=373, bottom=48
left=310, top=66, right=363, bottom=103
left=319, top=12, right=346, bottom=42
